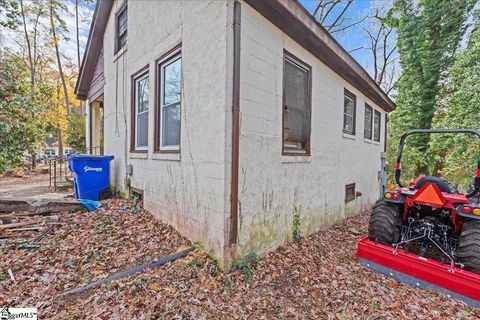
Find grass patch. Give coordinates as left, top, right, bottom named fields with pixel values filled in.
left=231, top=252, right=258, bottom=283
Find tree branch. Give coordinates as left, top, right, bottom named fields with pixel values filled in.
left=348, top=46, right=365, bottom=53
left=321, top=1, right=339, bottom=24
left=327, top=0, right=353, bottom=31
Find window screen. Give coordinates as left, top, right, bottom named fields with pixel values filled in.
left=116, top=6, right=127, bottom=52
left=135, top=74, right=149, bottom=148
left=159, top=54, right=182, bottom=150
left=364, top=104, right=373, bottom=140
left=343, top=90, right=356, bottom=135
left=374, top=110, right=381, bottom=142
left=283, top=54, right=311, bottom=154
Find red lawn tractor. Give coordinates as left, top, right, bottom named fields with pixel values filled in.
left=357, top=129, right=480, bottom=307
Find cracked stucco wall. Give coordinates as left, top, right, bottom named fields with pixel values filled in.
left=99, top=0, right=388, bottom=267
left=235, top=3, right=387, bottom=259
left=102, top=0, right=231, bottom=264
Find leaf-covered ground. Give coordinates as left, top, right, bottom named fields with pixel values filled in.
left=1, top=199, right=478, bottom=319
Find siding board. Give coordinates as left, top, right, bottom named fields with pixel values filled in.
left=88, top=49, right=105, bottom=101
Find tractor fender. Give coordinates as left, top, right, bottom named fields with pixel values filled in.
left=383, top=193, right=406, bottom=205
left=456, top=205, right=480, bottom=221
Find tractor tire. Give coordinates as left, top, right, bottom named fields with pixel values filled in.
left=457, top=220, right=480, bottom=274
left=368, top=200, right=402, bottom=245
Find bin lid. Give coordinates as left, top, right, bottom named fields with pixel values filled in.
left=67, top=154, right=114, bottom=161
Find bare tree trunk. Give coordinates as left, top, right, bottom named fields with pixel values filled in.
left=75, top=0, right=85, bottom=116
left=20, top=0, right=38, bottom=169
left=364, top=11, right=398, bottom=94
left=31, top=152, right=37, bottom=169
left=75, top=0, right=81, bottom=68
left=57, top=128, right=64, bottom=164
left=50, top=82, right=63, bottom=165
left=50, top=3, right=70, bottom=115
left=19, top=0, right=34, bottom=97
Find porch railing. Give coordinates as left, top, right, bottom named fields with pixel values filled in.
left=48, top=146, right=101, bottom=191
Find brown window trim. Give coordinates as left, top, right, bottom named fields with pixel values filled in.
left=374, top=109, right=381, bottom=142
left=343, top=88, right=356, bottom=135
left=114, top=2, right=128, bottom=55
left=282, top=49, right=312, bottom=156
left=154, top=44, right=182, bottom=154
left=130, top=64, right=150, bottom=153
left=364, top=103, right=373, bottom=140
left=345, top=183, right=356, bottom=203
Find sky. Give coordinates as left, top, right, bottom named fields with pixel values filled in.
left=1, top=0, right=94, bottom=67
left=69, top=0, right=385, bottom=73
left=57, top=0, right=477, bottom=77
left=300, top=0, right=390, bottom=75
left=1, top=0, right=390, bottom=79
left=63, top=0, right=95, bottom=66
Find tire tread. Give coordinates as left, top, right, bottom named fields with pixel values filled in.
left=457, top=220, right=480, bottom=274
left=368, top=201, right=401, bottom=245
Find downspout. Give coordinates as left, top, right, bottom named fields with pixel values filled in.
left=229, top=1, right=241, bottom=245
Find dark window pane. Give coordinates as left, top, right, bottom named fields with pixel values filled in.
left=117, top=7, right=127, bottom=50
left=137, top=112, right=148, bottom=147
left=343, top=95, right=355, bottom=134
left=119, top=10, right=127, bottom=33
left=374, top=111, right=381, bottom=142
left=364, top=105, right=373, bottom=140
left=136, top=76, right=149, bottom=113
left=163, top=58, right=181, bottom=105
left=344, top=114, right=354, bottom=134
left=162, top=103, right=181, bottom=146
left=135, top=75, right=149, bottom=148
left=119, top=32, right=127, bottom=49
left=283, top=58, right=310, bottom=153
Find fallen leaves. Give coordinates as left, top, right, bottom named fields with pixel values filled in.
left=0, top=199, right=189, bottom=317
left=1, top=200, right=479, bottom=319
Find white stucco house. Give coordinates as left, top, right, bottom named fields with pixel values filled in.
left=75, top=0, right=395, bottom=267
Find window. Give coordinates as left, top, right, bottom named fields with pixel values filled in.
left=131, top=68, right=149, bottom=151
left=343, top=89, right=356, bottom=135
left=374, top=110, right=381, bottom=142
left=116, top=4, right=127, bottom=53
left=282, top=52, right=311, bottom=155
left=364, top=104, right=373, bottom=140
left=156, top=50, right=182, bottom=151
left=345, top=183, right=356, bottom=203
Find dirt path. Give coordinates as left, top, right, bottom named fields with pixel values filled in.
left=0, top=170, right=72, bottom=199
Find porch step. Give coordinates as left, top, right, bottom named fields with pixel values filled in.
left=0, top=197, right=83, bottom=214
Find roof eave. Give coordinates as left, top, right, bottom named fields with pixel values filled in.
left=75, top=0, right=395, bottom=111
left=75, top=0, right=113, bottom=101
left=243, top=0, right=395, bottom=112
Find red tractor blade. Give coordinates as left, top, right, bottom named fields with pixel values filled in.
left=357, top=237, right=480, bottom=308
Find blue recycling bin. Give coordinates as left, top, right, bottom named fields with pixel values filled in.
left=67, top=154, right=114, bottom=200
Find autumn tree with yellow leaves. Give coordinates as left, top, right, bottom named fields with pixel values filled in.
left=0, top=0, right=88, bottom=172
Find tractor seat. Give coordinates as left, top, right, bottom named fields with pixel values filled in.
left=415, top=176, right=458, bottom=194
